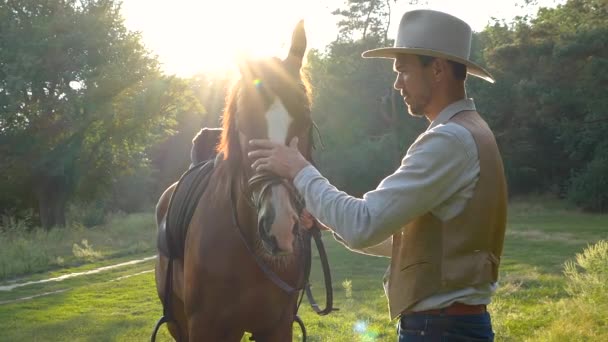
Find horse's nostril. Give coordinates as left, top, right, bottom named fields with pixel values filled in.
left=269, top=236, right=279, bottom=253
left=261, top=234, right=280, bottom=255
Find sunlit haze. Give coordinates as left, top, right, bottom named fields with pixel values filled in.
left=121, top=0, right=565, bottom=77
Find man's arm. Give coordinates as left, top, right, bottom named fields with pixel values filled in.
left=307, top=212, right=392, bottom=257
left=333, top=232, right=392, bottom=257
left=294, top=127, right=474, bottom=249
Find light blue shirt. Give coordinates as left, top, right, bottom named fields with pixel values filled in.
left=294, top=98, right=496, bottom=312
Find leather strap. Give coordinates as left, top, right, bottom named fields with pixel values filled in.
left=406, top=303, right=487, bottom=316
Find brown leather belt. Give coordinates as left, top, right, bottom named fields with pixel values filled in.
left=406, top=303, right=487, bottom=316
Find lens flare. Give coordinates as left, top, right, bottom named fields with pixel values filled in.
left=353, top=320, right=379, bottom=341
left=354, top=320, right=367, bottom=333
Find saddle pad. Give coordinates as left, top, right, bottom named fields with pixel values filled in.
left=158, top=160, right=216, bottom=259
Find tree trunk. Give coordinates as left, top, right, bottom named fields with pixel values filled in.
left=384, top=0, right=391, bottom=45
left=36, top=175, right=68, bottom=230
left=362, top=0, right=377, bottom=39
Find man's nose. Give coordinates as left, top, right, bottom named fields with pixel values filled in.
left=393, top=74, right=403, bottom=91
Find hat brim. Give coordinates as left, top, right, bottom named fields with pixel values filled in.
left=362, top=47, right=495, bottom=83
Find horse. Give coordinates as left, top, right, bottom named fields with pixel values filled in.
left=154, top=21, right=315, bottom=341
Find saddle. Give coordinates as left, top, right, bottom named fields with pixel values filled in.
left=157, top=158, right=217, bottom=259
left=158, top=127, right=223, bottom=259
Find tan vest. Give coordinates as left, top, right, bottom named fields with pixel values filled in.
left=386, top=110, right=508, bottom=319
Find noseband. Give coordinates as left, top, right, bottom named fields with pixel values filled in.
left=248, top=171, right=306, bottom=216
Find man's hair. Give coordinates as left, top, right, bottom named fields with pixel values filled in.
left=418, top=55, right=467, bottom=81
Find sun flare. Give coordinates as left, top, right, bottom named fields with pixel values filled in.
left=122, top=0, right=336, bottom=76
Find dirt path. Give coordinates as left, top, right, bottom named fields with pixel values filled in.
left=0, top=255, right=156, bottom=292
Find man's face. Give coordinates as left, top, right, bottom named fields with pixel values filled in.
left=393, top=54, right=433, bottom=117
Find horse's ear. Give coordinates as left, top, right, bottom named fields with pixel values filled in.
left=285, top=20, right=306, bottom=73
left=237, top=54, right=253, bottom=81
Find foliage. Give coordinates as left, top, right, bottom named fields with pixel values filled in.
left=147, top=74, right=231, bottom=200
left=468, top=0, right=608, bottom=210
left=308, top=0, right=605, bottom=210
left=72, top=239, right=102, bottom=262
left=535, top=240, right=608, bottom=341
left=0, top=0, right=201, bottom=228
left=332, top=0, right=425, bottom=43
left=567, top=152, right=608, bottom=211
left=307, top=38, right=426, bottom=196
left=2, top=0, right=608, bottom=231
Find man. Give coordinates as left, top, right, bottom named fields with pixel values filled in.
left=249, top=9, right=507, bottom=341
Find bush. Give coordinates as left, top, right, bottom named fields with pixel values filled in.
left=563, top=240, right=608, bottom=303
left=67, top=202, right=107, bottom=228
left=537, top=240, right=608, bottom=341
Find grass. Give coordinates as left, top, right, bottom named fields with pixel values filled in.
left=0, top=199, right=607, bottom=341
left=0, top=212, right=156, bottom=281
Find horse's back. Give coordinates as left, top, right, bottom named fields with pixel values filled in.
left=156, top=182, right=177, bottom=227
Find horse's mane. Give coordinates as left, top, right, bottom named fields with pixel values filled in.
left=217, top=81, right=241, bottom=167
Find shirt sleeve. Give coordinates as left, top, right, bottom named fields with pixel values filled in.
left=332, top=232, right=393, bottom=257
left=293, top=126, right=474, bottom=249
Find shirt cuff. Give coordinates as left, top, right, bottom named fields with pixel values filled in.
left=293, top=164, right=319, bottom=191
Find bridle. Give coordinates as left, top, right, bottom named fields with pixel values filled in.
left=229, top=120, right=336, bottom=341
left=248, top=171, right=306, bottom=223
left=230, top=168, right=336, bottom=342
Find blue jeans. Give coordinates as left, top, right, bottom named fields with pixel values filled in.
left=398, top=312, right=494, bottom=341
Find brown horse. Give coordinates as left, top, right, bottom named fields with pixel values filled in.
left=155, top=21, right=314, bottom=341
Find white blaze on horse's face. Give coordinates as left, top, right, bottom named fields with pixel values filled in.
left=266, top=185, right=297, bottom=255
left=265, top=99, right=293, bottom=144
left=259, top=98, right=298, bottom=255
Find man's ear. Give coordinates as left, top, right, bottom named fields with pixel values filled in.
left=432, top=58, right=449, bottom=82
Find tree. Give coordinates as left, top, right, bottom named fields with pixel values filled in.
left=306, top=0, right=428, bottom=196
left=332, top=0, right=424, bottom=43
left=0, top=0, right=200, bottom=228
left=148, top=74, right=230, bottom=200
left=469, top=0, right=608, bottom=209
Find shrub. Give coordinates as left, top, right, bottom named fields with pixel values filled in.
left=563, top=240, right=608, bottom=303
left=537, top=240, right=608, bottom=341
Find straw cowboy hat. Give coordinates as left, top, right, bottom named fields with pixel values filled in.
left=362, top=9, right=494, bottom=83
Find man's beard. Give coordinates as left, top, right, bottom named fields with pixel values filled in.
left=405, top=100, right=426, bottom=118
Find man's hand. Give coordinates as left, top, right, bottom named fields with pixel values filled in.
left=299, top=209, right=330, bottom=231
left=248, top=137, right=310, bottom=180
left=299, top=209, right=315, bottom=230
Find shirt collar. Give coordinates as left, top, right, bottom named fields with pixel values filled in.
left=427, top=98, right=476, bottom=131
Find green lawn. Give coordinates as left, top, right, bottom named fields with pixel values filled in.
left=1, top=199, right=606, bottom=341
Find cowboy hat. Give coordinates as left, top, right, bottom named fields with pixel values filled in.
left=362, top=10, right=494, bottom=83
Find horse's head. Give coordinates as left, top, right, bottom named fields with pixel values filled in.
left=219, top=21, right=312, bottom=256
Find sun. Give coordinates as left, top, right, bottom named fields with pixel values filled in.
left=121, top=0, right=334, bottom=77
